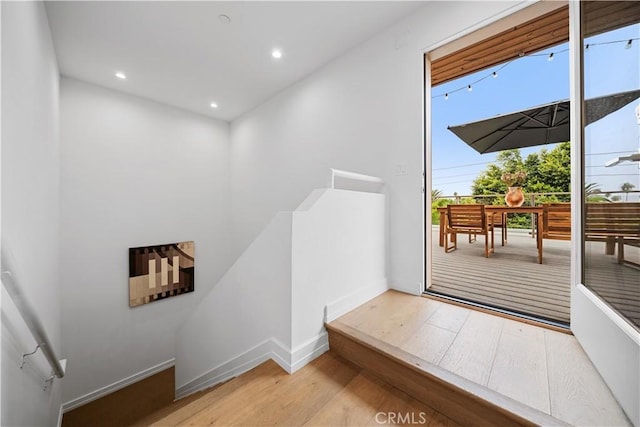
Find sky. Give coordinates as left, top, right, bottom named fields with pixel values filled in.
left=431, top=23, right=639, bottom=201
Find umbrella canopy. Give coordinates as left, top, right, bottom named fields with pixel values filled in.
left=447, top=89, right=640, bottom=154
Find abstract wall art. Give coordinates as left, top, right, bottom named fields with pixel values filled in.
left=129, top=241, right=195, bottom=307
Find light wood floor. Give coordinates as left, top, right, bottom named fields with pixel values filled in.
left=335, top=290, right=632, bottom=427
left=431, top=228, right=640, bottom=328
left=135, top=352, right=461, bottom=427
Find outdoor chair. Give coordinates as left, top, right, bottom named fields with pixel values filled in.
left=542, top=203, right=571, bottom=241
left=445, top=204, right=494, bottom=258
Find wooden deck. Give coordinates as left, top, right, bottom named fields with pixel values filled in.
left=431, top=228, right=571, bottom=323
left=585, top=241, right=640, bottom=328
left=430, top=228, right=640, bottom=327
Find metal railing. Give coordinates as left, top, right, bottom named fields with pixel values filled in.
left=435, top=189, right=640, bottom=205
left=433, top=190, right=640, bottom=234
left=1, top=250, right=65, bottom=389
left=437, top=191, right=569, bottom=205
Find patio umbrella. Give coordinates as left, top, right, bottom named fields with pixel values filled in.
left=447, top=89, right=640, bottom=154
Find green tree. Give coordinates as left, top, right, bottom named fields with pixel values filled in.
left=537, top=142, right=571, bottom=195
left=585, top=182, right=611, bottom=202
left=471, top=142, right=571, bottom=228
left=431, top=197, right=453, bottom=225
left=621, top=182, right=636, bottom=201
left=473, top=143, right=570, bottom=201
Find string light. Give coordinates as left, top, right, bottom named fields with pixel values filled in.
left=432, top=37, right=638, bottom=100
left=433, top=60, right=511, bottom=100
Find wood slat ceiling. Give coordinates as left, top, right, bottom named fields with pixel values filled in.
left=584, top=1, right=640, bottom=37
left=430, top=6, right=569, bottom=87
left=430, top=1, right=640, bottom=88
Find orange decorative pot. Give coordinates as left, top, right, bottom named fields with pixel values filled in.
left=505, top=187, right=525, bottom=207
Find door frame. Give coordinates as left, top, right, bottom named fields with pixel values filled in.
left=421, top=1, right=556, bottom=292
left=422, top=2, right=639, bottom=423
left=568, top=2, right=639, bottom=424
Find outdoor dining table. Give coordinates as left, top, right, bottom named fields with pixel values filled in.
left=437, top=205, right=544, bottom=264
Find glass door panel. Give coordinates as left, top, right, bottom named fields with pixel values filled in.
left=582, top=2, right=640, bottom=330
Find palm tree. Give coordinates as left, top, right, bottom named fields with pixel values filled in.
left=621, top=182, right=636, bottom=201
left=585, top=182, right=610, bottom=202
left=431, top=189, right=443, bottom=203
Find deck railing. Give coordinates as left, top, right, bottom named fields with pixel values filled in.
left=433, top=190, right=640, bottom=232
left=434, top=190, right=640, bottom=205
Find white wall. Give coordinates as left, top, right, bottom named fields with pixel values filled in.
left=291, top=189, right=386, bottom=353
left=175, top=212, right=292, bottom=397
left=1, top=1, right=63, bottom=425
left=176, top=187, right=387, bottom=396
left=58, top=78, right=231, bottom=406
left=229, top=1, right=522, bottom=294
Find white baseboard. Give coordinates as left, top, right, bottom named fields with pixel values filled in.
left=62, top=358, right=175, bottom=412
left=290, top=332, right=329, bottom=373
left=175, top=332, right=330, bottom=399
left=270, top=338, right=293, bottom=373
left=61, top=332, right=331, bottom=413
left=389, top=279, right=423, bottom=296
left=325, top=278, right=388, bottom=323
left=175, top=339, right=276, bottom=399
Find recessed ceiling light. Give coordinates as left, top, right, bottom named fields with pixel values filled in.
left=210, top=102, right=219, bottom=109
left=218, top=14, right=231, bottom=24
left=271, top=49, right=283, bottom=59
left=115, top=71, right=126, bottom=80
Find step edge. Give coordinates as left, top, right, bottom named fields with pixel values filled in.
left=326, top=320, right=569, bottom=427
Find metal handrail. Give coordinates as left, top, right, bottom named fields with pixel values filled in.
left=435, top=190, right=640, bottom=204
left=1, top=252, right=65, bottom=379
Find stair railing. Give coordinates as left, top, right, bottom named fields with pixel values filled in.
left=1, top=250, right=65, bottom=389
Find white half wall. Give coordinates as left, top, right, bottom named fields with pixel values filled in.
left=175, top=212, right=293, bottom=397
left=58, top=78, right=231, bottom=405
left=1, top=1, right=64, bottom=425
left=571, top=285, right=640, bottom=426
left=291, top=189, right=387, bottom=352
left=229, top=1, right=522, bottom=295
left=176, top=187, right=387, bottom=394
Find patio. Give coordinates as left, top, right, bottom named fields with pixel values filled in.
left=430, top=228, right=640, bottom=326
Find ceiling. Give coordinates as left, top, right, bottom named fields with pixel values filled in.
left=430, top=5, right=568, bottom=87
left=45, top=1, right=424, bottom=122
